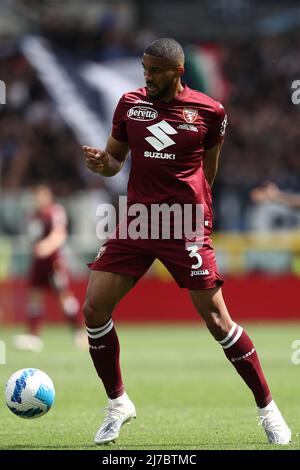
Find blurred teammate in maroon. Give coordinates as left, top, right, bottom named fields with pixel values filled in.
left=14, top=185, right=85, bottom=352
left=82, top=38, right=291, bottom=446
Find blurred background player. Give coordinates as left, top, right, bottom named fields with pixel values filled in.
left=13, top=185, right=85, bottom=352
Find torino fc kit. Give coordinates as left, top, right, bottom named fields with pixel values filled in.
left=28, top=204, right=69, bottom=290
left=89, top=84, right=228, bottom=289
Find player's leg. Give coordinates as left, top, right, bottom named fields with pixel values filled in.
left=84, top=233, right=154, bottom=444
left=83, top=270, right=137, bottom=445
left=27, top=288, right=44, bottom=336
left=52, top=260, right=81, bottom=329
left=57, top=289, right=81, bottom=329
left=83, top=270, right=137, bottom=443
left=189, top=287, right=271, bottom=405
left=189, top=287, right=291, bottom=444
left=13, top=288, right=44, bottom=352
left=14, top=257, right=54, bottom=352
left=50, top=259, right=85, bottom=347
left=83, top=270, right=135, bottom=396
left=159, top=238, right=291, bottom=445
left=57, top=288, right=86, bottom=348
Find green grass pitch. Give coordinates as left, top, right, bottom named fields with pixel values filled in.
left=0, top=323, right=299, bottom=450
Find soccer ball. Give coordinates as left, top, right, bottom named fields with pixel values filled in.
left=5, top=368, right=55, bottom=419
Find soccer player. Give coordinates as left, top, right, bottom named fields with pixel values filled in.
left=82, top=38, right=291, bottom=445
left=14, top=185, right=85, bottom=352
left=251, top=182, right=300, bottom=208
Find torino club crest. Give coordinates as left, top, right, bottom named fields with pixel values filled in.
left=183, top=107, right=198, bottom=123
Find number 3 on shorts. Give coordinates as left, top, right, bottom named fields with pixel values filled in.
left=186, top=245, right=203, bottom=269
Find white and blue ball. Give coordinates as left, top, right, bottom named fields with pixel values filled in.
left=5, top=368, right=55, bottom=419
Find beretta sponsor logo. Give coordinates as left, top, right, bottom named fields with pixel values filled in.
left=127, top=106, right=158, bottom=121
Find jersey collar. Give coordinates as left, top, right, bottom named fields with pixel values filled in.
left=146, top=82, right=190, bottom=107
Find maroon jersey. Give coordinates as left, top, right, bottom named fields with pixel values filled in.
left=28, top=203, right=67, bottom=260
left=112, top=84, right=227, bottom=234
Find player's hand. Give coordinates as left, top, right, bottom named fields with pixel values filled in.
left=82, top=146, right=109, bottom=174
left=34, top=241, right=51, bottom=258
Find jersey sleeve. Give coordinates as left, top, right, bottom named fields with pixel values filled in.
left=111, top=95, right=128, bottom=142
left=203, top=102, right=227, bottom=149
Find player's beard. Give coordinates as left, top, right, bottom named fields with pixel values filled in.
left=147, top=77, right=176, bottom=100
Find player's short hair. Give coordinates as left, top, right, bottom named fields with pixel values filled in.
left=144, top=38, right=185, bottom=66
left=31, top=183, right=54, bottom=197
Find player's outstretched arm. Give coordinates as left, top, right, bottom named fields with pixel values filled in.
left=203, top=141, right=223, bottom=187
left=83, top=136, right=129, bottom=177
left=34, top=225, right=67, bottom=259
left=251, top=182, right=300, bottom=208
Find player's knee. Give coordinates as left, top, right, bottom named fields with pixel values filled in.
left=83, top=298, right=99, bottom=324
left=82, top=297, right=111, bottom=326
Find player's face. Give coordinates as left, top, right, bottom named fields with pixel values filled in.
left=34, top=186, right=53, bottom=209
left=142, top=54, right=182, bottom=100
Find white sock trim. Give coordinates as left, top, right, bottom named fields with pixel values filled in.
left=218, top=322, right=237, bottom=345
left=258, top=399, right=275, bottom=413
left=223, top=325, right=243, bottom=349
left=110, top=392, right=129, bottom=407
left=86, top=319, right=113, bottom=339
left=86, top=319, right=112, bottom=333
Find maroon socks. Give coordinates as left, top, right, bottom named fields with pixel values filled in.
left=218, top=323, right=272, bottom=408
left=86, top=319, right=125, bottom=399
